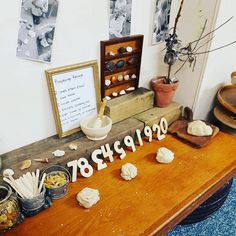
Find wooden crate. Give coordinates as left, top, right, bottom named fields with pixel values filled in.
left=100, top=35, right=144, bottom=99
left=134, top=102, right=182, bottom=126
left=104, top=87, right=154, bottom=124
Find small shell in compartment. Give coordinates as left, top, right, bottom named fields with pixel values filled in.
left=124, top=75, right=130, bottom=81
left=111, top=76, right=116, bottom=83
left=112, top=92, right=118, bottom=97
left=105, top=79, right=111, bottom=86
left=126, top=87, right=135, bottom=92
left=117, top=75, right=124, bottom=81
left=126, top=46, right=133, bottom=53
left=119, top=90, right=126, bottom=95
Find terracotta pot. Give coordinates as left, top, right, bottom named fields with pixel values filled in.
left=150, top=76, right=179, bottom=107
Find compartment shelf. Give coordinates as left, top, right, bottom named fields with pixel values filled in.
left=105, top=50, right=141, bottom=61
left=104, top=64, right=139, bottom=76
left=100, top=34, right=144, bottom=99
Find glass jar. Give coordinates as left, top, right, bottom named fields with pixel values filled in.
left=0, top=183, right=24, bottom=233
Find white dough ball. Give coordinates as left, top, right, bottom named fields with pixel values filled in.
left=187, top=120, right=213, bottom=136
left=76, top=187, right=100, bottom=208
left=120, top=163, right=137, bottom=181
left=156, top=147, right=174, bottom=164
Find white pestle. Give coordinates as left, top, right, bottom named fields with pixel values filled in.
left=91, top=98, right=107, bottom=128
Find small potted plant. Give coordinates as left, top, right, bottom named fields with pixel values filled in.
left=151, top=0, right=236, bottom=107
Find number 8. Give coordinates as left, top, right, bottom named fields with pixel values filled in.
left=77, top=158, right=94, bottom=178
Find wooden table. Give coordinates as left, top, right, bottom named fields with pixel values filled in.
left=6, top=132, right=236, bottom=236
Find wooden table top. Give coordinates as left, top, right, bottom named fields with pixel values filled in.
left=5, top=132, right=236, bottom=236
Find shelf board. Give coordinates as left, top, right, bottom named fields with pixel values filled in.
left=105, top=77, right=137, bottom=89
left=104, top=64, right=139, bottom=76
left=105, top=50, right=141, bottom=61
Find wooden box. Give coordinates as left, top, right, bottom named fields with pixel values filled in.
left=134, top=102, right=183, bottom=126
left=100, top=35, right=144, bottom=99
left=104, top=87, right=154, bottom=124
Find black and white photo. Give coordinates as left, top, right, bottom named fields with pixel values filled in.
left=109, top=0, right=133, bottom=39
left=16, top=0, right=59, bottom=63
left=152, top=0, right=172, bottom=44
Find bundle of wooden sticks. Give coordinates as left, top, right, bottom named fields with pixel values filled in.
left=3, top=170, right=46, bottom=199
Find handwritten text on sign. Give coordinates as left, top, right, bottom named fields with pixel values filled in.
left=67, top=117, right=168, bottom=181
left=52, top=67, right=97, bottom=133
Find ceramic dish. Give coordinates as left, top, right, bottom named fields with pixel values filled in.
left=217, top=85, right=236, bottom=114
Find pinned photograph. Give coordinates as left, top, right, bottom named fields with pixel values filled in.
left=16, top=0, right=59, bottom=63
left=109, top=0, right=133, bottom=39
left=152, top=0, right=172, bottom=44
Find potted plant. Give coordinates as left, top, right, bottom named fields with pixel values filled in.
left=151, top=0, right=236, bottom=107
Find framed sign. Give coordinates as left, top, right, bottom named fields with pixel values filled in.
left=45, top=60, right=101, bottom=138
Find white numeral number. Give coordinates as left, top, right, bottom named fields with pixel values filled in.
left=135, top=129, right=143, bottom=146
left=124, top=136, right=136, bottom=152
left=144, top=126, right=153, bottom=142
left=160, top=117, right=168, bottom=134
left=67, top=160, right=78, bottom=182
left=152, top=124, right=165, bottom=140
left=101, top=144, right=114, bottom=162
left=91, top=149, right=107, bottom=171
left=114, top=141, right=126, bottom=159
left=77, top=158, right=93, bottom=178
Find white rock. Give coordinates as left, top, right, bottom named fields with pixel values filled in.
left=76, top=187, right=100, bottom=208
left=52, top=149, right=65, bottom=157
left=112, top=92, right=118, bottom=97
left=105, top=96, right=111, bottom=101
left=187, top=120, right=213, bottom=136
left=121, top=163, right=137, bottom=181
left=124, top=75, right=130, bottom=80
left=117, top=75, right=123, bottom=81
left=126, top=87, right=135, bottom=92
left=69, top=144, right=77, bottom=150
left=105, top=80, right=111, bottom=86
left=156, top=147, right=174, bottom=164
left=119, top=90, right=126, bottom=95
left=108, top=51, right=115, bottom=56
left=3, top=169, right=14, bottom=177
left=126, top=46, right=133, bottom=53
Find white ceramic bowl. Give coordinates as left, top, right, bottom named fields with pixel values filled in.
left=80, top=115, right=112, bottom=140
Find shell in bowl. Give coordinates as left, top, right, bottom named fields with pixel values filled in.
left=80, top=115, right=112, bottom=141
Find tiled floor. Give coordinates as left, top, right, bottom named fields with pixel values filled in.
left=167, top=179, right=236, bottom=236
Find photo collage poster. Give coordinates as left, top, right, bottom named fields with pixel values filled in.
left=16, top=0, right=59, bottom=63
left=152, top=0, right=172, bottom=44
left=109, top=0, right=133, bottom=39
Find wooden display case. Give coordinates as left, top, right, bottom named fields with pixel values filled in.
left=100, top=35, right=144, bottom=99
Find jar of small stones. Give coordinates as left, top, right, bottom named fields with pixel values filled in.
left=0, top=183, right=24, bottom=233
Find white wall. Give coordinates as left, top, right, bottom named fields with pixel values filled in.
left=0, top=0, right=218, bottom=154
left=194, top=0, right=236, bottom=119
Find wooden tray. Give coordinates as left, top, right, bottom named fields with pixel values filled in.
left=214, top=105, right=236, bottom=129
left=168, top=119, right=219, bottom=147
left=217, top=85, right=236, bottom=114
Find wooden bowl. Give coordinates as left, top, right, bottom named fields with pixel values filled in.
left=217, top=85, right=236, bottom=114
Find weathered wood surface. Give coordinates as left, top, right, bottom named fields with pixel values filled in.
left=0, top=118, right=144, bottom=178
left=105, top=87, right=154, bottom=124
left=5, top=132, right=236, bottom=236
left=135, top=102, right=182, bottom=126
